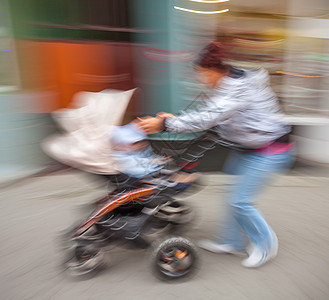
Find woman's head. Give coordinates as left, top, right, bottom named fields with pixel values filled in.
left=194, top=42, right=230, bottom=88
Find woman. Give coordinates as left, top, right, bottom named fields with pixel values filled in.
left=138, top=42, right=295, bottom=268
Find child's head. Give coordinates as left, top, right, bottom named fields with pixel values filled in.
left=111, top=122, right=148, bottom=151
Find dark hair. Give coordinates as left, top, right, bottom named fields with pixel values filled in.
left=194, top=42, right=230, bottom=73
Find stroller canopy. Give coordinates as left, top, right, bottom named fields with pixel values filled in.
left=42, top=88, right=138, bottom=175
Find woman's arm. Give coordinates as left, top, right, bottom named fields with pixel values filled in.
left=138, top=90, right=249, bottom=134
left=163, top=95, right=248, bottom=133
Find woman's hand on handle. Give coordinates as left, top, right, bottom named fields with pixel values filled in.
left=137, top=116, right=165, bottom=134
left=156, top=112, right=176, bottom=119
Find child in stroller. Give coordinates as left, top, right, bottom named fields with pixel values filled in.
left=111, top=121, right=199, bottom=185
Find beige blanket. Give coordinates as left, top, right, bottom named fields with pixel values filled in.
left=42, top=89, right=138, bottom=174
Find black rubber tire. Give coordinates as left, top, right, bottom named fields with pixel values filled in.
left=64, top=242, right=105, bottom=278
left=151, top=236, right=199, bottom=281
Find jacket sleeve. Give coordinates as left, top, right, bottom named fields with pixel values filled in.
left=164, top=92, right=249, bottom=134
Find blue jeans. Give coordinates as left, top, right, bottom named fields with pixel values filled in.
left=217, top=148, right=295, bottom=251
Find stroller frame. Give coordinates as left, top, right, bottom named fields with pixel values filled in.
left=60, top=130, right=240, bottom=280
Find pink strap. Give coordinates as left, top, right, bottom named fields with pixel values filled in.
left=252, top=142, right=295, bottom=155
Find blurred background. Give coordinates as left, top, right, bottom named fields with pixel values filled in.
left=1, top=0, right=329, bottom=179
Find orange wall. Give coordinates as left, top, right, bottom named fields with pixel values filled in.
left=16, top=40, right=136, bottom=111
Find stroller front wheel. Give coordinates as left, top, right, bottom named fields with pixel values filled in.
left=151, top=236, right=199, bottom=281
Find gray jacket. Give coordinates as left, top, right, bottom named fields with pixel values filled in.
left=164, top=68, right=291, bottom=149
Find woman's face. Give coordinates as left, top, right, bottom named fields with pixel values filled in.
left=195, top=66, right=226, bottom=88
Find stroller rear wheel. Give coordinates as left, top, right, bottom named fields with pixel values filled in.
left=151, top=236, right=199, bottom=280
left=64, top=241, right=105, bottom=277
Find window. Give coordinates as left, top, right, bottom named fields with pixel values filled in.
left=0, top=0, right=20, bottom=91
left=79, top=0, right=130, bottom=29
left=9, top=0, right=133, bottom=42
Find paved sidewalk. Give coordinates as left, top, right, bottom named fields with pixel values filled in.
left=1, top=170, right=329, bottom=300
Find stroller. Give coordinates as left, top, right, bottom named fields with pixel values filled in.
left=43, top=89, right=225, bottom=280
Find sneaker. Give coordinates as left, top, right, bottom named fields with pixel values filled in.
left=269, top=230, right=279, bottom=258
left=242, top=233, right=278, bottom=268
left=198, top=240, right=245, bottom=256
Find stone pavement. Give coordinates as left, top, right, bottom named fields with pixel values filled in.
left=0, top=169, right=329, bottom=300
